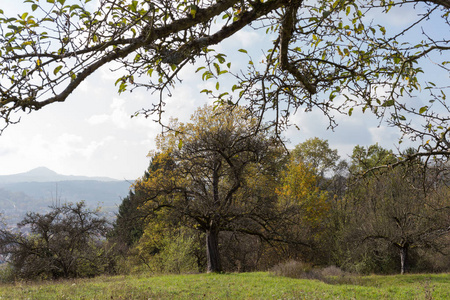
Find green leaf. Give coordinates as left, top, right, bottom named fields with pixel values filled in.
left=215, top=53, right=226, bottom=64
left=189, top=5, right=197, bottom=18
left=383, top=100, right=395, bottom=107
left=53, top=65, right=63, bottom=75
left=195, top=66, right=206, bottom=73
left=202, top=71, right=213, bottom=81
left=21, top=41, right=33, bottom=47
left=238, top=49, right=248, bottom=54
left=213, top=63, right=220, bottom=75
left=419, top=106, right=428, bottom=114
left=70, top=5, right=82, bottom=12
left=129, top=0, right=138, bottom=12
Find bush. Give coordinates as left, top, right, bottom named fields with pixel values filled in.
left=0, top=202, right=111, bottom=280
left=129, top=226, right=202, bottom=274
left=270, top=261, right=362, bottom=285
left=320, top=265, right=344, bottom=277
left=270, top=260, right=324, bottom=281
left=0, top=264, right=14, bottom=283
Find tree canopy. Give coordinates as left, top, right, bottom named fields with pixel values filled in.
left=344, top=146, right=450, bottom=274
left=135, top=105, right=283, bottom=272
left=0, top=0, right=449, bottom=156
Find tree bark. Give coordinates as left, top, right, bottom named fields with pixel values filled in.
left=206, top=225, right=221, bottom=273
left=400, top=245, right=409, bottom=274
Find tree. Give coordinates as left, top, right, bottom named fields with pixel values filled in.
left=0, top=0, right=449, bottom=159
left=0, top=202, right=111, bottom=280
left=135, top=105, right=282, bottom=272
left=275, top=158, right=332, bottom=263
left=277, top=160, right=330, bottom=230
left=349, top=143, right=397, bottom=175
left=111, top=190, right=146, bottom=248
left=345, top=146, right=450, bottom=274
left=291, top=138, right=340, bottom=179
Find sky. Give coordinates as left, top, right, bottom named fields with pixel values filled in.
left=0, top=0, right=447, bottom=180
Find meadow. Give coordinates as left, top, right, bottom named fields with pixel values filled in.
left=1, top=272, right=449, bottom=299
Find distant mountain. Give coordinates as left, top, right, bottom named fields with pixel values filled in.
left=0, top=167, right=119, bottom=184
left=0, top=168, right=133, bottom=228
left=2, top=180, right=132, bottom=208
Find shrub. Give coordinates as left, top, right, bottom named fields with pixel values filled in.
left=270, top=260, right=324, bottom=281
left=0, top=202, right=111, bottom=280
left=129, top=226, right=201, bottom=274
left=321, top=265, right=344, bottom=277
left=0, top=264, right=14, bottom=283
left=270, top=261, right=363, bottom=285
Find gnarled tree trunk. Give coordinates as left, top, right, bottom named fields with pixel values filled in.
left=206, top=224, right=221, bottom=273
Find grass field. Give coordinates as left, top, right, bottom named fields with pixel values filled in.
left=1, top=272, right=449, bottom=299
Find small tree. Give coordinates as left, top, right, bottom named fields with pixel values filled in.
left=0, top=202, right=110, bottom=280
left=136, top=105, right=282, bottom=273
left=111, top=190, right=146, bottom=248
left=345, top=146, right=450, bottom=274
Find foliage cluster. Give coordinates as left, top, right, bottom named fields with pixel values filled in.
left=109, top=105, right=450, bottom=276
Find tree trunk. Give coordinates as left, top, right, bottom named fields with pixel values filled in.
left=206, top=159, right=222, bottom=273
left=400, top=245, right=409, bottom=274
left=206, top=226, right=221, bottom=273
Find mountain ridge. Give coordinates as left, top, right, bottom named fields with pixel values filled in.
left=0, top=168, right=132, bottom=227
left=0, top=167, right=121, bottom=184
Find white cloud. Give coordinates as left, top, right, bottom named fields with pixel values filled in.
left=87, top=114, right=109, bottom=125
left=233, top=30, right=262, bottom=48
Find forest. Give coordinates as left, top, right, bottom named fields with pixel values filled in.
left=1, top=104, right=449, bottom=281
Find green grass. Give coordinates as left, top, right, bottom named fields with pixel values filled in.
left=0, top=272, right=449, bottom=299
